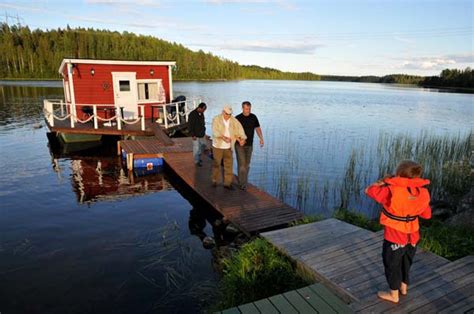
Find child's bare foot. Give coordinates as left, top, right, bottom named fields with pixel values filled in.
left=377, top=290, right=399, bottom=303
left=400, top=282, right=408, bottom=296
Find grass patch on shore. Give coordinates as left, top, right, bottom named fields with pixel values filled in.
left=214, top=238, right=312, bottom=310
left=419, top=221, right=474, bottom=261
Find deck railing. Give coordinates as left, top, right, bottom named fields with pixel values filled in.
left=43, top=99, right=199, bottom=131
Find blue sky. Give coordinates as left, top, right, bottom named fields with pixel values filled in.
left=1, top=0, right=472, bottom=76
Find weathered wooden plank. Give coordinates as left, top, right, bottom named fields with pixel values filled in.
left=360, top=258, right=474, bottom=312
left=268, top=294, right=298, bottom=314
left=299, top=231, right=380, bottom=264
left=283, top=290, right=317, bottom=313
left=438, top=294, right=474, bottom=314
left=221, top=307, right=241, bottom=314
left=300, top=234, right=382, bottom=268
left=343, top=250, right=449, bottom=299
left=237, top=302, right=260, bottom=314
left=308, top=283, right=353, bottom=314
left=296, top=286, right=337, bottom=314
left=252, top=298, right=279, bottom=314
left=412, top=281, right=474, bottom=313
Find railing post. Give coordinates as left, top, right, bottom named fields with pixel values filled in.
left=140, top=105, right=145, bottom=131
left=164, top=105, right=168, bottom=129
left=60, top=100, right=64, bottom=116
left=117, top=115, right=122, bottom=130
left=93, top=105, right=98, bottom=129
left=176, top=103, right=180, bottom=125
left=70, top=104, right=75, bottom=128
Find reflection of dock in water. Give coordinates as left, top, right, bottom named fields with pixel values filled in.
left=47, top=133, right=172, bottom=204
left=70, top=158, right=171, bottom=204
left=119, top=136, right=304, bottom=235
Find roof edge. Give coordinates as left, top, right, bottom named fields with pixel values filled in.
left=58, top=59, right=176, bottom=75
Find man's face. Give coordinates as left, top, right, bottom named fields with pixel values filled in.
left=242, top=104, right=251, bottom=116
left=198, top=106, right=206, bottom=113
left=223, top=111, right=231, bottom=120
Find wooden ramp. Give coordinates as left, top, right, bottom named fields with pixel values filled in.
left=118, top=137, right=304, bottom=234
left=262, top=219, right=474, bottom=313
left=220, top=283, right=353, bottom=314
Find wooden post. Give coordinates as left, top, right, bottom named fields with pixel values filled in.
left=126, top=153, right=134, bottom=172
left=164, top=105, right=168, bottom=129
left=93, top=105, right=98, bottom=129
left=117, top=141, right=122, bottom=156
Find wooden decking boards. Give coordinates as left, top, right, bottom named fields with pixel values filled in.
left=220, top=283, right=353, bottom=314
left=119, top=137, right=304, bottom=234
left=261, top=219, right=474, bottom=313
left=48, top=118, right=188, bottom=136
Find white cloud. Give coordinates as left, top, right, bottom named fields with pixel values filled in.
left=192, top=40, right=322, bottom=54
left=204, top=0, right=298, bottom=10
left=399, top=52, right=473, bottom=70
left=85, top=0, right=161, bottom=8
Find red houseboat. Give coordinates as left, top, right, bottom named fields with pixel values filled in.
left=43, top=59, right=199, bottom=143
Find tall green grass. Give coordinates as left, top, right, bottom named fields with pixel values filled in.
left=215, top=238, right=311, bottom=310
left=258, top=130, right=472, bottom=218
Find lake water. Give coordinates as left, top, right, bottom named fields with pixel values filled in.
left=0, top=80, right=472, bottom=313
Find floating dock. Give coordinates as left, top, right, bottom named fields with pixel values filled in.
left=261, top=218, right=474, bottom=313
left=118, top=136, right=304, bottom=234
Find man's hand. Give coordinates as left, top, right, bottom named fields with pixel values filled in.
left=192, top=136, right=196, bottom=141
left=222, top=136, right=231, bottom=143
left=259, top=138, right=264, bottom=147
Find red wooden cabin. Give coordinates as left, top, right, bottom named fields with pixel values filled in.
left=59, top=58, right=175, bottom=120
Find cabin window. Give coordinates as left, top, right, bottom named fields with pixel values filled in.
left=119, top=80, right=131, bottom=92
left=137, top=81, right=166, bottom=103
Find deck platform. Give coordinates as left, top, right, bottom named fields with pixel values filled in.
left=220, top=283, right=353, bottom=314
left=118, top=137, right=304, bottom=234
left=48, top=118, right=188, bottom=137
left=261, top=218, right=474, bottom=313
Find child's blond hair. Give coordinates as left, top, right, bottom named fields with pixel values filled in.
left=395, top=160, right=423, bottom=178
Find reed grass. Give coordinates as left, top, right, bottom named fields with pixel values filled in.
left=257, top=130, right=472, bottom=218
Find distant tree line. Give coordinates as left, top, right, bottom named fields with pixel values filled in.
left=0, top=23, right=319, bottom=81
left=322, top=70, right=473, bottom=89
left=0, top=23, right=471, bottom=90
left=421, top=68, right=474, bottom=89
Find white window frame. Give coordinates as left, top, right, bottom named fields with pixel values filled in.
left=136, top=79, right=165, bottom=104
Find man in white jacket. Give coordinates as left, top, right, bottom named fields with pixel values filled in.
left=211, top=105, right=247, bottom=190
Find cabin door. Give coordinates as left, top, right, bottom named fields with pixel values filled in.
left=112, top=72, right=138, bottom=120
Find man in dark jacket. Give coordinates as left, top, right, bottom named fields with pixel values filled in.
left=188, top=102, right=207, bottom=166
left=235, top=101, right=264, bottom=190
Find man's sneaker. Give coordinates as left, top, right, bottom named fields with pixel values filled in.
left=224, top=185, right=234, bottom=190
left=212, top=181, right=217, bottom=187
left=240, top=184, right=247, bottom=191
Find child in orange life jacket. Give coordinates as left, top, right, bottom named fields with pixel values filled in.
left=365, top=160, right=431, bottom=303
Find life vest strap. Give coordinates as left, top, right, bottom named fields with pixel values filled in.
left=382, top=207, right=418, bottom=222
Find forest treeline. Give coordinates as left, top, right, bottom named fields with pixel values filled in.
left=0, top=23, right=472, bottom=89
left=0, top=23, right=320, bottom=81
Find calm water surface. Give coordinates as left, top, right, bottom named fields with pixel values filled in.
left=0, top=80, right=472, bottom=313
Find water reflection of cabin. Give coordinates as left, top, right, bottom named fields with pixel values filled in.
left=43, top=59, right=198, bottom=142
left=68, top=159, right=171, bottom=204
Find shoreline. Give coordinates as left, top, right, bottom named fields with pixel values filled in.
left=1, top=78, right=473, bottom=94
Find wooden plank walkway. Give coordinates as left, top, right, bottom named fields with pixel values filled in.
left=220, top=283, right=353, bottom=314
left=119, top=137, right=304, bottom=234
left=262, top=219, right=474, bottom=313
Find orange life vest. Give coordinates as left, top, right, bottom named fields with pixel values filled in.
left=379, top=177, right=430, bottom=234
